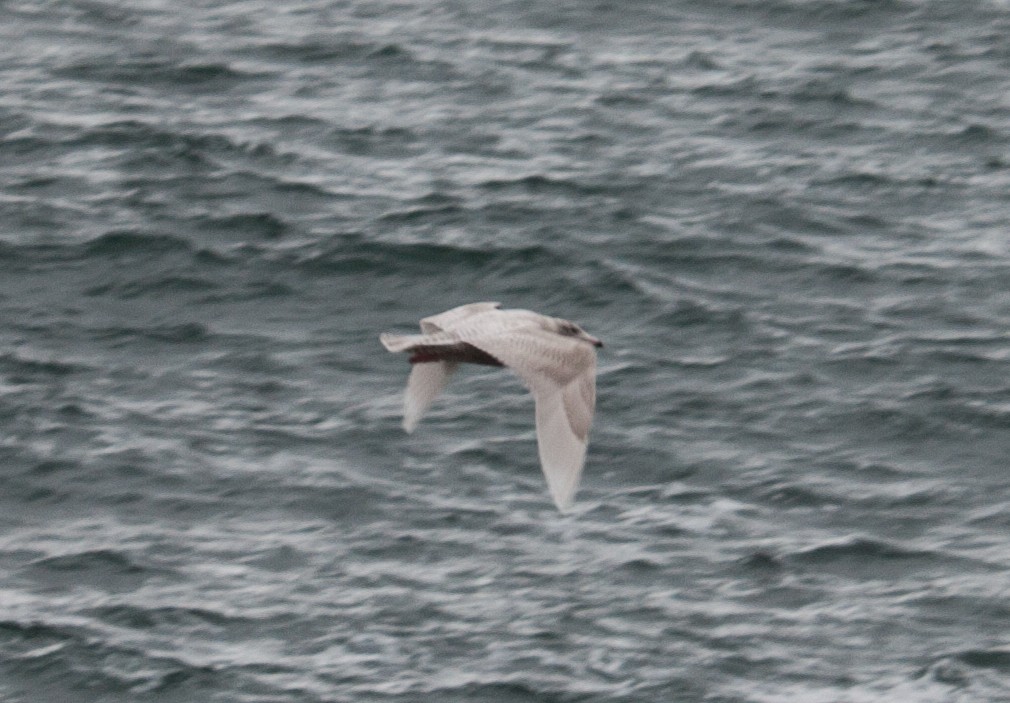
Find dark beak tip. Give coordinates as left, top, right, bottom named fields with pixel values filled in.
left=595, top=340, right=604, bottom=348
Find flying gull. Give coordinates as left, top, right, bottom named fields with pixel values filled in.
left=380, top=302, right=602, bottom=511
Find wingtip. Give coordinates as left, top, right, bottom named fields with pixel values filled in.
left=382, top=332, right=416, bottom=353
left=549, top=488, right=577, bottom=513
left=553, top=497, right=576, bottom=513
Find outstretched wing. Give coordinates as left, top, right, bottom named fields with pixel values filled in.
left=382, top=310, right=501, bottom=433
left=464, top=328, right=597, bottom=511
left=403, top=361, right=457, bottom=433
left=420, top=302, right=501, bottom=334
left=381, top=328, right=466, bottom=433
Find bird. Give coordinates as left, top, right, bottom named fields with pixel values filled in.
left=380, top=302, right=602, bottom=511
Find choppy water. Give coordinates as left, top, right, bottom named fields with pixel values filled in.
left=3, top=1, right=1010, bottom=701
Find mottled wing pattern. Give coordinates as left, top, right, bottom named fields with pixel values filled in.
left=462, top=327, right=597, bottom=511
left=419, top=302, right=501, bottom=334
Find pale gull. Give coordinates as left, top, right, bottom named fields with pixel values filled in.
left=380, top=302, right=602, bottom=511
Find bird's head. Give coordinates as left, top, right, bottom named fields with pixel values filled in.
left=554, top=319, right=603, bottom=348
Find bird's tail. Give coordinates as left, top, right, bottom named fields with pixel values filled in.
left=380, top=330, right=458, bottom=353
left=380, top=332, right=417, bottom=352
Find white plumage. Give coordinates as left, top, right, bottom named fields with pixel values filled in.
left=380, top=302, right=602, bottom=511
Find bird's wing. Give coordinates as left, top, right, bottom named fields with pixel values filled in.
left=464, top=328, right=597, bottom=511
left=403, top=361, right=457, bottom=433
left=532, top=384, right=589, bottom=511
left=380, top=330, right=460, bottom=353
left=420, top=302, right=501, bottom=334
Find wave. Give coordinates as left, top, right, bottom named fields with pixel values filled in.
left=21, top=549, right=164, bottom=594
left=93, top=322, right=212, bottom=345
left=0, top=352, right=88, bottom=378
left=326, top=125, right=422, bottom=158
left=377, top=204, right=466, bottom=225
left=734, top=0, right=915, bottom=24
left=54, top=56, right=261, bottom=90
left=30, top=549, right=144, bottom=575
left=648, top=297, right=750, bottom=329
left=0, top=618, right=76, bottom=643
left=0, top=229, right=239, bottom=272
left=198, top=212, right=289, bottom=240
left=254, top=38, right=416, bottom=64
left=925, top=646, right=1010, bottom=690
left=477, top=174, right=614, bottom=197
left=417, top=680, right=565, bottom=702
left=85, top=275, right=218, bottom=299
left=790, top=536, right=947, bottom=568
left=946, top=648, right=1010, bottom=672
left=737, top=551, right=785, bottom=572
left=83, top=230, right=194, bottom=258
left=196, top=280, right=296, bottom=303
left=252, top=38, right=460, bottom=82
left=87, top=603, right=240, bottom=630
left=954, top=123, right=1006, bottom=145
left=74, top=120, right=293, bottom=169
left=0, top=231, right=198, bottom=270
left=291, top=235, right=557, bottom=277
left=0, top=615, right=220, bottom=695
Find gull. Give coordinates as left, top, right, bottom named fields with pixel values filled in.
left=380, top=302, right=602, bottom=511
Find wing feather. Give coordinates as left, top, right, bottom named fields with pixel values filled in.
left=380, top=330, right=461, bottom=352
left=465, top=328, right=595, bottom=392
left=533, top=388, right=587, bottom=511
left=420, top=302, right=501, bottom=334
left=463, top=328, right=597, bottom=510
left=403, top=361, right=457, bottom=433
left=562, top=357, right=596, bottom=441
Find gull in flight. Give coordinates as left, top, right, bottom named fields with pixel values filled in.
left=380, top=302, right=602, bottom=511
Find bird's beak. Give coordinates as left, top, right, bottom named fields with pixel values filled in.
left=588, top=335, right=603, bottom=348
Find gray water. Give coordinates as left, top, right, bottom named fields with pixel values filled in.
left=2, top=1, right=1010, bottom=701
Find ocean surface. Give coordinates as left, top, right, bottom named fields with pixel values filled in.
left=2, top=1, right=1010, bottom=701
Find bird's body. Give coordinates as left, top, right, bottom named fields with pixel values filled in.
left=380, top=302, right=601, bottom=511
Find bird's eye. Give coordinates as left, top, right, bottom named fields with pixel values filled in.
left=560, top=323, right=579, bottom=336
